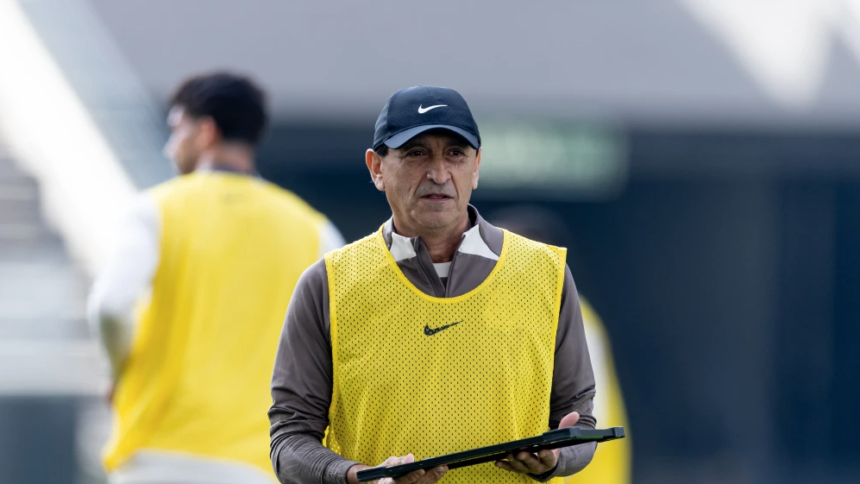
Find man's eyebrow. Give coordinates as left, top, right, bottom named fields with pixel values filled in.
left=399, top=140, right=427, bottom=151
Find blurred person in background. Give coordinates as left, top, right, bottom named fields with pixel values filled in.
left=88, top=71, right=344, bottom=484
left=489, top=206, right=631, bottom=484
left=269, top=86, right=599, bottom=484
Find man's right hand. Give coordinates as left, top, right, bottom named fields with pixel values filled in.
left=347, top=454, right=447, bottom=484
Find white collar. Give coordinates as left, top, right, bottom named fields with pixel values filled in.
left=389, top=224, right=499, bottom=263
left=433, top=262, right=452, bottom=278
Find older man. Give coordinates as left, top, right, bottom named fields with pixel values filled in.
left=269, top=86, right=597, bottom=484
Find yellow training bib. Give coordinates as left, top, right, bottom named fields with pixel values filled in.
left=325, top=228, right=566, bottom=484
left=565, top=299, right=632, bottom=484
left=104, top=172, right=326, bottom=479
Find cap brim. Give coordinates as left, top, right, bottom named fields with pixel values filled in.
left=383, top=125, right=480, bottom=150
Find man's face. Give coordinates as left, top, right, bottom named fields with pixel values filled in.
left=367, top=130, right=481, bottom=235
left=163, top=107, right=206, bottom=175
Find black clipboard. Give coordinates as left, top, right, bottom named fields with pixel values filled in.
left=356, top=427, right=625, bottom=482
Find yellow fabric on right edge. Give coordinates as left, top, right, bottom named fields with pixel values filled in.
left=325, top=229, right=566, bottom=484
left=565, top=299, right=632, bottom=484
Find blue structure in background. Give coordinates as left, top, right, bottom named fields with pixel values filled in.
left=0, top=398, right=78, bottom=484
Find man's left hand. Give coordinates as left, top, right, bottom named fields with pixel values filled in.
left=494, top=411, right=580, bottom=477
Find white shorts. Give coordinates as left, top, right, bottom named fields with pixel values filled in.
left=109, top=450, right=276, bottom=484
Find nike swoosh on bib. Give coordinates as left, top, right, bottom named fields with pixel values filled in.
left=424, top=321, right=462, bottom=336
left=418, top=104, right=447, bottom=114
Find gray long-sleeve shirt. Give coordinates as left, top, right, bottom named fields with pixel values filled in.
left=269, top=206, right=597, bottom=484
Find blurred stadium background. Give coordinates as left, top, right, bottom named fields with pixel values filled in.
left=1, top=0, right=859, bottom=483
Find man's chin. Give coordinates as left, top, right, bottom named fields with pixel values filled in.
left=412, top=210, right=466, bottom=231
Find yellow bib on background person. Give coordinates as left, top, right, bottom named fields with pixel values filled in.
left=325, top=229, right=566, bottom=484
left=564, top=299, right=632, bottom=484
left=103, top=172, right=326, bottom=479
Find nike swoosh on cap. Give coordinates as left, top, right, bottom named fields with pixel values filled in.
left=418, top=104, right=447, bottom=114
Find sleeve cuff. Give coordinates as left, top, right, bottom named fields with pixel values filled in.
left=325, top=457, right=361, bottom=484
left=528, top=463, right=560, bottom=482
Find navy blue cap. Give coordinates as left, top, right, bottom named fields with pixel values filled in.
left=373, top=86, right=481, bottom=151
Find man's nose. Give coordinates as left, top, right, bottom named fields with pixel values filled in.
left=426, top=156, right=450, bottom=185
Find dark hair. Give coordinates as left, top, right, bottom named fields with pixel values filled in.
left=373, top=129, right=472, bottom=158
left=170, top=72, right=268, bottom=145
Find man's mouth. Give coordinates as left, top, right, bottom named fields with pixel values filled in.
left=422, top=193, right=452, bottom=201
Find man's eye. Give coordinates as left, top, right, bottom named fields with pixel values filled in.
left=407, top=150, right=424, bottom=157
left=450, top=150, right=464, bottom=156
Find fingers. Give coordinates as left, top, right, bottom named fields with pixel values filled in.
left=557, top=411, right=580, bottom=429
left=379, top=454, right=418, bottom=484
left=495, top=452, right=553, bottom=475
left=496, top=453, right=532, bottom=474
left=495, top=460, right=518, bottom=473
left=380, top=455, right=403, bottom=468
left=390, top=469, right=425, bottom=484
left=382, top=454, right=413, bottom=468
left=514, top=451, right=542, bottom=469
left=416, top=466, right=447, bottom=483
left=537, top=449, right=559, bottom=469
left=379, top=455, right=446, bottom=484
left=394, top=465, right=447, bottom=484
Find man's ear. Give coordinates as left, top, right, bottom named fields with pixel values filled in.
left=196, top=116, right=221, bottom=148
left=472, top=148, right=481, bottom=189
left=366, top=149, right=385, bottom=191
